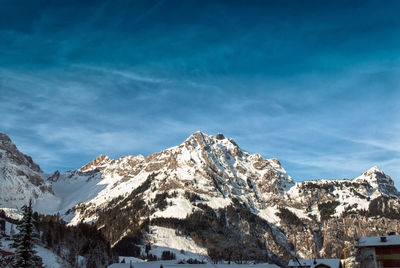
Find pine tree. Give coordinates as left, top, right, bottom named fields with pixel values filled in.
left=10, top=225, right=15, bottom=238
left=11, top=200, right=40, bottom=268
left=0, top=225, right=3, bottom=247
left=0, top=253, right=9, bottom=268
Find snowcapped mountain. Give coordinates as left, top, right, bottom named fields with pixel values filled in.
left=41, top=131, right=294, bottom=225
left=0, top=133, right=53, bottom=209
left=284, top=165, right=400, bottom=220
left=1, top=131, right=400, bottom=266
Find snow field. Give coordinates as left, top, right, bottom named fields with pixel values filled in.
left=148, top=226, right=207, bottom=259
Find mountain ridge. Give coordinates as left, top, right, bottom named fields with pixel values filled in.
left=0, top=133, right=53, bottom=209
left=1, top=131, right=400, bottom=267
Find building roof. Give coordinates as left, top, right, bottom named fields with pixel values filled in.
left=0, top=249, right=13, bottom=257
left=109, top=262, right=280, bottom=268
left=357, top=235, right=400, bottom=247
left=288, top=259, right=341, bottom=267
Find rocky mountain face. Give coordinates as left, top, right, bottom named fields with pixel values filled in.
left=278, top=166, right=400, bottom=263
left=0, top=133, right=53, bottom=209
left=1, top=131, right=400, bottom=267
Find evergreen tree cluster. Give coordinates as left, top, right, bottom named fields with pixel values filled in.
left=151, top=199, right=290, bottom=266
left=1, top=202, right=116, bottom=268
left=161, top=250, right=176, bottom=260
left=34, top=213, right=116, bottom=267
left=153, top=192, right=170, bottom=211
left=186, top=258, right=206, bottom=264
left=276, top=207, right=304, bottom=226
left=368, top=196, right=400, bottom=219
left=318, top=201, right=340, bottom=220
left=11, top=200, right=41, bottom=268
left=96, top=174, right=154, bottom=246
left=184, top=191, right=201, bottom=203
left=112, top=235, right=142, bottom=257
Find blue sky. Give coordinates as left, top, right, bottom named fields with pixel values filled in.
left=0, top=0, right=399, bottom=184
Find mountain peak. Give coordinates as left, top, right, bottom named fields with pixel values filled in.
left=0, top=133, right=42, bottom=173
left=188, top=131, right=229, bottom=140
left=215, top=133, right=225, bottom=140
left=0, top=132, right=12, bottom=143
left=80, top=154, right=111, bottom=172
left=366, top=166, right=383, bottom=174
left=0, top=132, right=15, bottom=151
left=357, top=166, right=390, bottom=183
left=0, top=133, right=50, bottom=208
left=354, top=166, right=399, bottom=198
left=183, top=131, right=242, bottom=155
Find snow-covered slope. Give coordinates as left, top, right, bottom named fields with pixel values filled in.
left=2, top=131, right=400, bottom=266
left=0, top=217, right=65, bottom=268
left=0, top=133, right=54, bottom=209
left=284, top=165, right=400, bottom=220
left=147, top=226, right=207, bottom=260
left=35, top=131, right=294, bottom=225
left=36, top=131, right=398, bottom=230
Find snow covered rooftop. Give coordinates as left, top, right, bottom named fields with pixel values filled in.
left=288, top=258, right=341, bottom=268
left=357, top=235, right=400, bottom=247
left=109, top=261, right=280, bottom=268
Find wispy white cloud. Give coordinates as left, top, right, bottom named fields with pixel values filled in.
left=1, top=62, right=399, bottom=186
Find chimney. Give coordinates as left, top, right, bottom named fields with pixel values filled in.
left=380, top=236, right=387, bottom=242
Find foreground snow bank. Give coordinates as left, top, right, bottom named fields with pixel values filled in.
left=109, top=261, right=280, bottom=268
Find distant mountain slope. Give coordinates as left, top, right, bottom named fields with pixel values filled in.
left=0, top=133, right=53, bottom=209
left=1, top=131, right=400, bottom=266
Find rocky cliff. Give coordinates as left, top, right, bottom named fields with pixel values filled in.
left=0, top=133, right=53, bottom=209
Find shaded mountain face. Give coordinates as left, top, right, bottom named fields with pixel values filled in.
left=0, top=133, right=53, bottom=208
left=1, top=131, right=400, bottom=266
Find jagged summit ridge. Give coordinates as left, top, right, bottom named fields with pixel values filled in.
left=0, top=132, right=52, bottom=209
left=354, top=165, right=399, bottom=198
left=366, top=165, right=383, bottom=173
left=0, top=132, right=41, bottom=173
left=80, top=154, right=112, bottom=172
left=0, top=132, right=12, bottom=143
